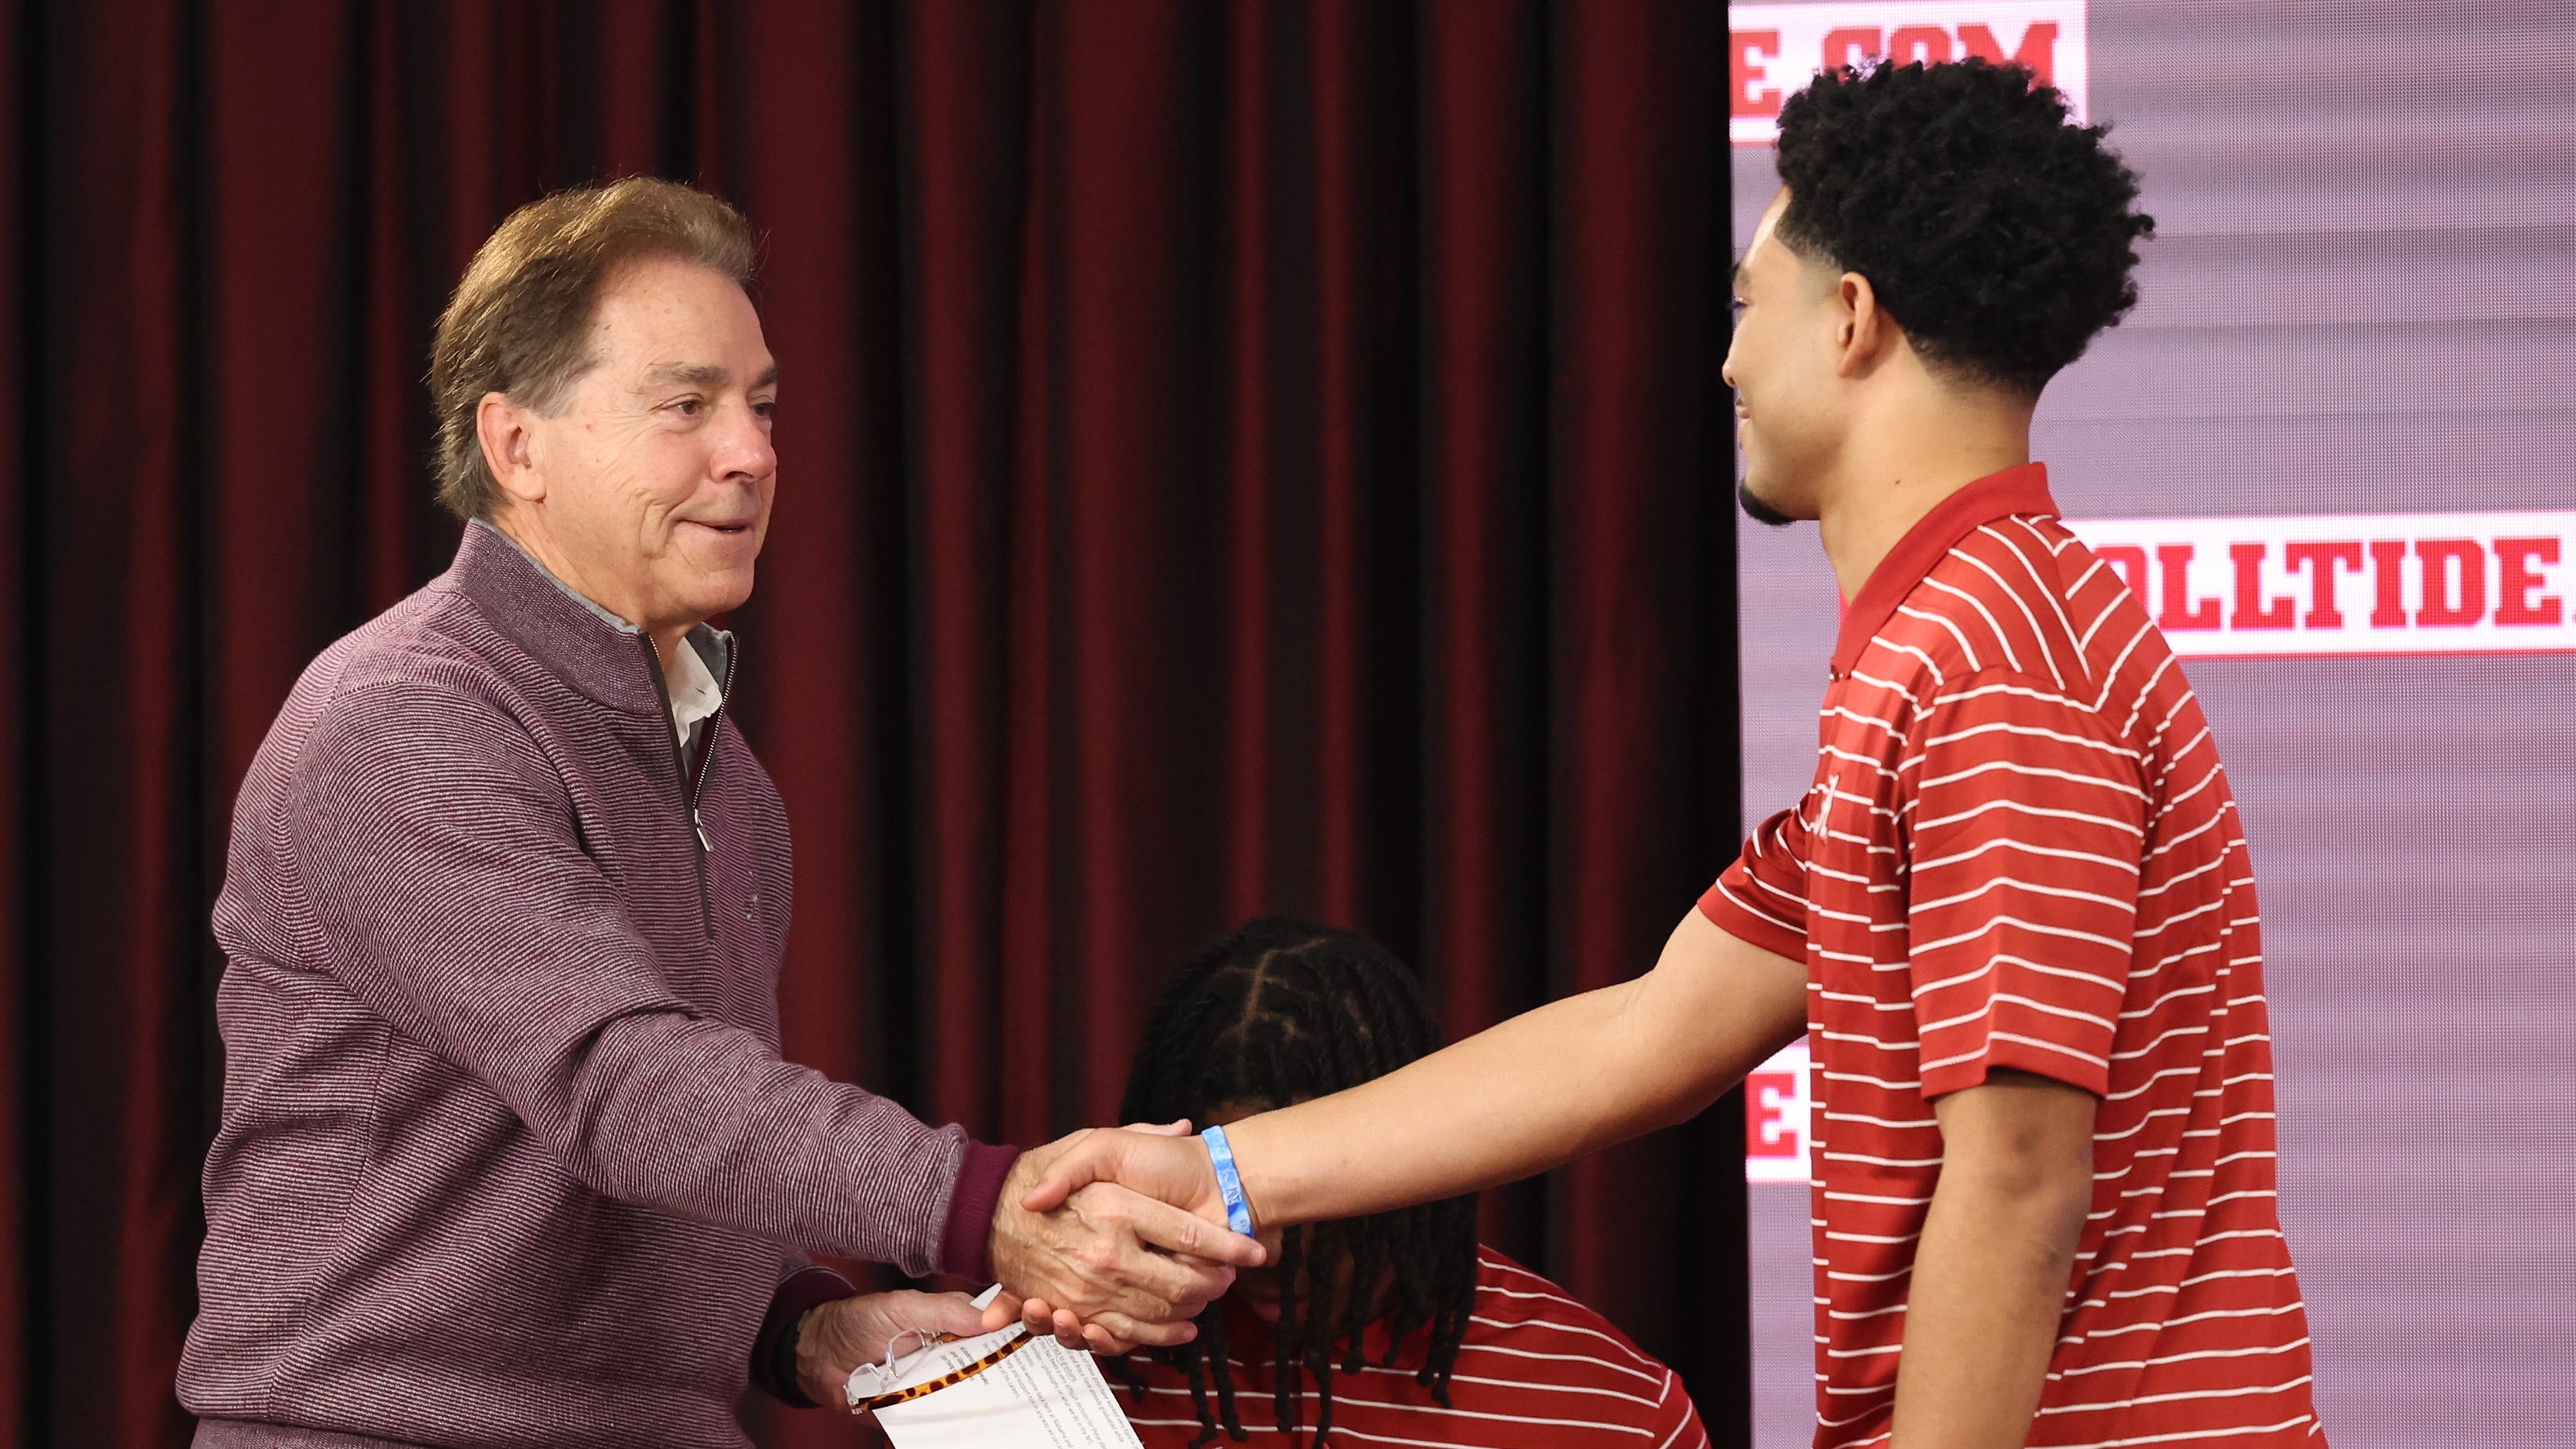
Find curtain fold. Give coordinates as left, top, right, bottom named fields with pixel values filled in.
left=0, top=3, right=1747, bottom=1444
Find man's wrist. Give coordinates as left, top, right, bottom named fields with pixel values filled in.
left=784, top=1304, right=824, bottom=1405
left=943, top=1141, right=1021, bottom=1281
left=754, top=1267, right=861, bottom=1407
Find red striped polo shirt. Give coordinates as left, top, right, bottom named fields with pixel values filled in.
left=1702, top=465, right=2324, bottom=1449
left=1115, top=1247, right=1708, bottom=1448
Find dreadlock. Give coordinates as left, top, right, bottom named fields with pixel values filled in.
left=1107, top=918, right=1481, bottom=1447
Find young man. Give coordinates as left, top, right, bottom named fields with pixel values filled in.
left=1029, top=60, right=2325, bottom=1449
left=1108, top=918, right=1707, bottom=1448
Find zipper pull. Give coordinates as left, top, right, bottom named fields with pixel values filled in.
left=695, top=811, right=710, bottom=852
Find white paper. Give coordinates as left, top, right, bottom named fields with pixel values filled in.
left=848, top=1293, right=1144, bottom=1449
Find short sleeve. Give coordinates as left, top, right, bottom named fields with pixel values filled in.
left=1698, top=805, right=1812, bottom=960
left=1901, top=673, right=2146, bottom=1099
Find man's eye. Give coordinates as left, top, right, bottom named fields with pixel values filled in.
left=673, top=399, right=702, bottom=416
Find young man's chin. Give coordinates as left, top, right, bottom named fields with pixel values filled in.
left=1737, top=479, right=1799, bottom=528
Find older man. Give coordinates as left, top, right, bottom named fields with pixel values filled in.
left=177, top=177, right=1249, bottom=1449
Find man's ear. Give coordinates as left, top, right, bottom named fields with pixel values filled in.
left=476, top=392, right=545, bottom=506
left=1830, top=271, right=1902, bottom=380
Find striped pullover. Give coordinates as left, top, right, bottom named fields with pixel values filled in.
left=180, top=521, right=1013, bottom=1449
left=1701, top=465, right=2324, bottom=1449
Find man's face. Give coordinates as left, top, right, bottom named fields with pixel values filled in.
left=1722, top=190, right=1845, bottom=524
left=524, top=256, right=778, bottom=632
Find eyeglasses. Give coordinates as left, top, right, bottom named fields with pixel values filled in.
left=849, top=1330, right=1039, bottom=1414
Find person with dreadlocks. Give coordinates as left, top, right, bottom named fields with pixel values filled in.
left=1028, top=58, right=2327, bottom=1449
left=1104, top=918, right=1708, bottom=1448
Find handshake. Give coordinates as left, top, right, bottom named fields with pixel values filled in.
left=790, top=1118, right=1250, bottom=1408
left=991, top=1116, right=1257, bottom=1352
left=793, top=916, right=1345, bottom=1407
left=779, top=907, right=1731, bottom=1447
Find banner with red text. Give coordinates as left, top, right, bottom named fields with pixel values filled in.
left=1729, top=2, right=2089, bottom=145
left=2065, top=511, right=2575, bottom=658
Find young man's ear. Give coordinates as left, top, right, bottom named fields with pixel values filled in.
left=476, top=392, right=546, bottom=506
left=1831, top=271, right=1899, bottom=380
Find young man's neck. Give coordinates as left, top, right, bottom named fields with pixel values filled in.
left=1813, top=385, right=2037, bottom=600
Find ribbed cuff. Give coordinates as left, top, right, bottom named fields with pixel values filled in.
left=750, top=1265, right=863, bottom=1407
left=938, top=1141, right=1021, bottom=1282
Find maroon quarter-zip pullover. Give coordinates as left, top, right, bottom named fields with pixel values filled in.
left=179, top=522, right=1014, bottom=1449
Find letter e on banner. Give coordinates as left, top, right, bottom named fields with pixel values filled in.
left=1733, top=29, right=1784, bottom=118
left=1745, top=1040, right=1813, bottom=1184
left=1747, top=1072, right=1799, bottom=1157
left=2495, top=538, right=2565, bottom=626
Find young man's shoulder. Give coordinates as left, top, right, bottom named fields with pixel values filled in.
left=1891, top=516, right=2099, bottom=681
left=1860, top=512, right=2187, bottom=741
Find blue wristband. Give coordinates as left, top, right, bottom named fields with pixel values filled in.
left=1201, top=1125, right=1256, bottom=1237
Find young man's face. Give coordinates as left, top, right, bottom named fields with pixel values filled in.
left=1722, top=190, right=1847, bottom=524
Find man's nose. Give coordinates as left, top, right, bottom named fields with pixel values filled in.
left=710, top=400, right=776, bottom=480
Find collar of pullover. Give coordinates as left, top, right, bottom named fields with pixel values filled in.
left=452, top=519, right=733, bottom=717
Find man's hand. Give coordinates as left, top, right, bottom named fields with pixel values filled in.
left=1016, top=1122, right=1230, bottom=1226
left=794, top=1289, right=1018, bottom=1411
left=1892, top=1068, right=2096, bottom=1447
left=989, top=1129, right=1264, bottom=1356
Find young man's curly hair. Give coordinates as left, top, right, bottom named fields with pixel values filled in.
left=1774, top=58, right=2155, bottom=396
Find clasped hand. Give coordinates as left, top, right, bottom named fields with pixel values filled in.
left=990, top=1120, right=1254, bottom=1354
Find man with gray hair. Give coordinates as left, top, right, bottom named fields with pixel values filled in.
left=177, top=177, right=1252, bottom=1449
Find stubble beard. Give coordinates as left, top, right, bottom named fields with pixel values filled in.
left=1737, top=476, right=1798, bottom=528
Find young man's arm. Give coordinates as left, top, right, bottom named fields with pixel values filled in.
left=1024, top=907, right=1808, bottom=1230
left=1892, top=1069, right=2096, bottom=1449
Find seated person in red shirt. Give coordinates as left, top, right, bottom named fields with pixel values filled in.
left=1107, top=918, right=1708, bottom=1448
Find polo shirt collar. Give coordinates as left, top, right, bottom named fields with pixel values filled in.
left=1830, top=462, right=2057, bottom=676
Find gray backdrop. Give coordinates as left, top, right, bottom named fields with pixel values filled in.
left=1730, top=3, right=2576, bottom=1445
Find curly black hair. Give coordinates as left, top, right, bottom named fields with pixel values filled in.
left=1108, top=918, right=1480, bottom=1447
left=1774, top=57, right=2155, bottom=396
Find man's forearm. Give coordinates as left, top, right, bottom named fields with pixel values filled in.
left=567, top=1013, right=985, bottom=1274
left=1892, top=1074, right=2096, bottom=1448
left=1228, top=910, right=1806, bottom=1227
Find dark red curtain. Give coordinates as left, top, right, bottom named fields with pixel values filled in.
left=0, top=2, right=1745, bottom=1445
